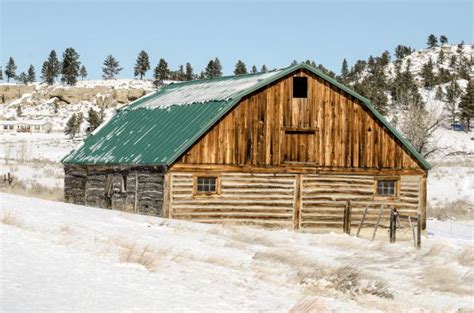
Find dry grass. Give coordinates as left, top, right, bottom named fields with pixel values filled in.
left=1, top=178, right=63, bottom=202
left=1, top=211, right=24, bottom=228
left=289, top=297, right=328, bottom=313
left=118, top=242, right=162, bottom=270
left=429, top=200, right=473, bottom=221
left=298, top=265, right=393, bottom=299
left=422, top=265, right=472, bottom=295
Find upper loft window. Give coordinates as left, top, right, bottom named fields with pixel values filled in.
left=293, top=77, right=308, bottom=98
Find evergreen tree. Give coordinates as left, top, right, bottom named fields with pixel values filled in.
left=435, top=85, right=444, bottom=100
left=61, top=48, right=81, bottom=86
left=438, top=49, right=445, bottom=64
left=290, top=60, right=298, bottom=66
left=427, top=34, right=438, bottom=48
left=65, top=113, right=78, bottom=139
left=185, top=62, right=194, bottom=81
left=153, top=58, right=170, bottom=87
left=80, top=65, right=88, bottom=80
left=459, top=80, right=473, bottom=131
left=41, top=50, right=61, bottom=85
left=420, top=57, right=435, bottom=88
left=134, top=50, right=150, bottom=79
left=177, top=65, right=185, bottom=81
left=204, top=57, right=222, bottom=78
left=251, top=65, right=257, bottom=74
left=17, top=72, right=29, bottom=85
left=16, top=105, right=22, bottom=116
left=439, top=35, right=448, bottom=45
left=444, top=80, right=462, bottom=127
left=260, top=64, right=268, bottom=73
left=449, top=55, right=457, bottom=68
left=5, top=57, right=17, bottom=82
left=0, top=66, right=3, bottom=80
left=340, top=58, right=349, bottom=82
left=86, top=108, right=104, bottom=132
left=394, top=45, right=412, bottom=60
left=27, top=64, right=35, bottom=83
left=234, top=60, right=247, bottom=75
left=102, top=55, right=123, bottom=79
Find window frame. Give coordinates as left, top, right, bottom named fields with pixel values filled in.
left=374, top=177, right=400, bottom=199
left=193, top=174, right=221, bottom=197
left=292, top=76, right=308, bottom=98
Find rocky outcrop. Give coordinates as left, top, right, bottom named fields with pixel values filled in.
left=0, top=84, right=149, bottom=107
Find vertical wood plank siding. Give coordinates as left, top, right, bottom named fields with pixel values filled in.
left=177, top=70, right=423, bottom=170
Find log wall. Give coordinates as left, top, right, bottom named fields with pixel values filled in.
left=167, top=169, right=424, bottom=229
left=64, top=165, right=164, bottom=216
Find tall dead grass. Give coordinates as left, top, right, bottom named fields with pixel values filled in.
left=1, top=211, right=24, bottom=228
left=1, top=178, right=63, bottom=202
left=118, top=241, right=163, bottom=270
left=429, top=200, right=473, bottom=221
left=298, top=265, right=393, bottom=299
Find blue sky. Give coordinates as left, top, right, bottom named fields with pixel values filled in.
left=1, top=0, right=472, bottom=79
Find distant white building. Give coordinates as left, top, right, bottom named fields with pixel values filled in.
left=0, top=120, right=53, bottom=133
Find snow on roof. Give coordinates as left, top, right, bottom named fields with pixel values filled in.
left=133, top=71, right=282, bottom=110
left=0, top=120, right=51, bottom=125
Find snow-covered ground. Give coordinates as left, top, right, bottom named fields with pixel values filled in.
left=1, top=193, right=472, bottom=312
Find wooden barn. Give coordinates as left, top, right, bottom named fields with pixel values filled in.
left=62, top=63, right=431, bottom=230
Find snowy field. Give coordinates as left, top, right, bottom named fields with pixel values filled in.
left=1, top=193, right=473, bottom=312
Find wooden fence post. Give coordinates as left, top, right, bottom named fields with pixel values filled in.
left=343, top=200, right=352, bottom=234
left=356, top=207, right=368, bottom=237
left=389, top=208, right=398, bottom=243
left=416, top=213, right=421, bottom=249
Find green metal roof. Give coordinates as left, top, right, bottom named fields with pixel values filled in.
left=62, top=63, right=431, bottom=170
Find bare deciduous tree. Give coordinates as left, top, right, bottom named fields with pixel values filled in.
left=401, top=104, right=443, bottom=158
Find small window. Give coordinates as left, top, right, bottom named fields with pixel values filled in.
left=3, top=125, right=7, bottom=130
left=196, top=176, right=217, bottom=194
left=293, top=77, right=308, bottom=98
left=376, top=180, right=396, bottom=196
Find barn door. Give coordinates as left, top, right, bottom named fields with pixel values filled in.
left=282, top=130, right=316, bottom=163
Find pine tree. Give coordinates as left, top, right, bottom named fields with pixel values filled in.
left=5, top=57, right=17, bottom=82
left=17, top=72, right=29, bottom=85
left=290, top=60, right=298, bottom=66
left=435, top=85, right=444, bottom=100
left=16, top=105, right=22, bottom=116
left=134, top=50, right=150, bottom=80
left=177, top=65, right=185, bottom=81
left=0, top=67, right=3, bottom=80
left=444, top=80, right=462, bottom=127
left=459, top=80, right=473, bottom=131
left=102, top=55, right=123, bottom=79
left=27, top=65, right=35, bottom=83
left=61, top=48, right=81, bottom=86
left=204, top=57, right=222, bottom=78
left=449, top=55, right=457, bottom=68
left=251, top=65, right=257, bottom=74
left=80, top=65, right=88, bottom=80
left=41, top=50, right=61, bottom=85
left=420, top=57, right=435, bottom=88
left=185, top=62, right=193, bottom=81
left=86, top=108, right=104, bottom=132
left=427, top=34, right=438, bottom=48
left=260, top=64, right=268, bottom=73
left=438, top=49, right=445, bottom=64
left=233, top=60, right=247, bottom=75
left=439, top=35, right=448, bottom=45
left=153, top=58, right=170, bottom=87
left=65, top=113, right=77, bottom=139
left=340, top=58, right=349, bottom=82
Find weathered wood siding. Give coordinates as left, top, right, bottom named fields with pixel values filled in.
left=300, top=174, right=422, bottom=228
left=176, top=70, right=423, bottom=171
left=167, top=170, right=423, bottom=229
left=64, top=165, right=165, bottom=216
left=169, top=172, right=296, bottom=227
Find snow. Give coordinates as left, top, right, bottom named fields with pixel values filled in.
left=1, top=193, right=472, bottom=312
left=135, top=71, right=282, bottom=109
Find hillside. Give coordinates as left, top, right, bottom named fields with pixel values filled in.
left=1, top=193, right=473, bottom=312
